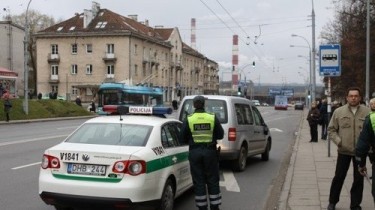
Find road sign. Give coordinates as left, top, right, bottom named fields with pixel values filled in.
left=319, top=44, right=341, bottom=77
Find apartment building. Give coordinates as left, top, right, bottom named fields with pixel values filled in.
left=34, top=2, right=219, bottom=103
left=0, top=21, right=24, bottom=96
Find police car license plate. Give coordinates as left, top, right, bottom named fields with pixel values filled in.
left=67, top=163, right=106, bottom=176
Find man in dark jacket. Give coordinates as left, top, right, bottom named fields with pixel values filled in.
left=180, top=95, right=224, bottom=210
left=355, top=98, right=375, bottom=204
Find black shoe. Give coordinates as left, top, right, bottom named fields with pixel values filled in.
left=327, top=203, right=335, bottom=210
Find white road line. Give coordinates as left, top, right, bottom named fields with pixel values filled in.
left=12, top=162, right=41, bottom=170
left=0, top=135, right=67, bottom=147
left=220, top=170, right=240, bottom=192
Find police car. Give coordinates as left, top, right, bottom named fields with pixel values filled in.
left=39, top=106, right=192, bottom=210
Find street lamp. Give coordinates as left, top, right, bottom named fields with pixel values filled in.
left=23, top=0, right=32, bottom=115
left=291, top=34, right=314, bottom=105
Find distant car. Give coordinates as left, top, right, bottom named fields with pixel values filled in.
left=294, top=102, right=304, bottom=110
left=251, top=100, right=261, bottom=106
left=262, top=103, right=269, bottom=106
left=39, top=106, right=192, bottom=210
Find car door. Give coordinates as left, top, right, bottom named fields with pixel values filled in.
left=251, top=106, right=268, bottom=153
left=160, top=122, right=191, bottom=195
left=234, top=103, right=255, bottom=154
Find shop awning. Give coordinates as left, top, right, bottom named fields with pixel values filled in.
left=0, top=67, right=18, bottom=79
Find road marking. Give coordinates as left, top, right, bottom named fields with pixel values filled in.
left=270, top=128, right=283, bottom=132
left=220, top=170, right=240, bottom=192
left=12, top=162, right=41, bottom=170
left=0, top=135, right=67, bottom=147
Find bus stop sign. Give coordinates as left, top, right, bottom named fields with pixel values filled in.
left=319, top=44, right=341, bottom=77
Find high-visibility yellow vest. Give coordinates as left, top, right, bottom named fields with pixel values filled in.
left=370, top=112, right=375, bottom=132
left=188, top=112, right=215, bottom=143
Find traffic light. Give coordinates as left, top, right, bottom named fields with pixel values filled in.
left=238, top=87, right=241, bottom=96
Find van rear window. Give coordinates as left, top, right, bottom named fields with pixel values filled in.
left=179, top=99, right=228, bottom=123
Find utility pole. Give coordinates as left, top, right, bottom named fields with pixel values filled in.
left=311, top=0, right=316, bottom=103
left=23, top=0, right=32, bottom=115
left=365, top=0, right=370, bottom=104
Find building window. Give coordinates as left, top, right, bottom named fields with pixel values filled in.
left=107, top=44, right=114, bottom=54
left=51, top=65, right=59, bottom=75
left=134, top=44, right=138, bottom=55
left=142, top=64, right=146, bottom=77
left=86, top=64, right=93, bottom=74
left=107, top=65, right=114, bottom=75
left=71, top=64, right=78, bottom=74
left=86, top=44, right=92, bottom=53
left=52, top=85, right=58, bottom=93
left=134, top=64, right=138, bottom=76
left=71, top=86, right=78, bottom=95
left=86, top=88, right=93, bottom=96
left=71, top=44, right=77, bottom=54
left=51, top=44, right=58, bottom=54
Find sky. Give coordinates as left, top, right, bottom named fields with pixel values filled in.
left=1, top=0, right=338, bottom=85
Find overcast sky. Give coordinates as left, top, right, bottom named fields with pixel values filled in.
left=1, top=0, right=337, bottom=85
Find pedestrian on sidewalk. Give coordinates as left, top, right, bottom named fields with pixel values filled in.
left=355, top=98, right=375, bottom=204
left=327, top=87, right=371, bottom=210
left=3, top=90, right=12, bottom=122
left=307, top=101, right=320, bottom=142
left=320, top=98, right=329, bottom=140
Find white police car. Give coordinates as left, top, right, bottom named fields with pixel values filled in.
left=39, top=106, right=192, bottom=210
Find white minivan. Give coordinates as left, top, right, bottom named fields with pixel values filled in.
left=177, top=95, right=272, bottom=171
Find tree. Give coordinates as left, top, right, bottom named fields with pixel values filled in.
left=3, top=10, right=57, bottom=96
left=320, top=0, right=375, bottom=101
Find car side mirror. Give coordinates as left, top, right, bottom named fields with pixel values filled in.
left=263, top=126, right=269, bottom=135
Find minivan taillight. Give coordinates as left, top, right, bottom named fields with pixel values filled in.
left=41, top=154, right=61, bottom=169
left=228, top=127, right=236, bottom=141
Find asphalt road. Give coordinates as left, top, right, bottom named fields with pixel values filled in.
left=0, top=107, right=303, bottom=210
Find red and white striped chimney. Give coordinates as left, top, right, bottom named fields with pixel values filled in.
left=232, top=35, right=239, bottom=91
left=191, top=18, right=196, bottom=50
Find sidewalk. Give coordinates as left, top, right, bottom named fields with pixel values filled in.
left=278, top=110, right=374, bottom=210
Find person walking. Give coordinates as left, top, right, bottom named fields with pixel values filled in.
left=3, top=90, right=12, bottom=122
left=180, top=95, right=224, bottom=210
left=307, top=101, right=320, bottom=142
left=355, top=98, right=375, bottom=204
left=327, top=87, right=371, bottom=210
left=75, top=96, right=82, bottom=106
left=320, top=98, right=329, bottom=140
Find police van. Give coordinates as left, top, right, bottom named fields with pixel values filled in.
left=177, top=95, right=272, bottom=172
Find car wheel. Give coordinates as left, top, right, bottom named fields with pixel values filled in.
left=233, top=146, right=247, bottom=172
left=157, top=179, right=175, bottom=210
left=261, top=140, right=270, bottom=161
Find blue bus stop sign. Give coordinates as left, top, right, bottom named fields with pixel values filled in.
left=319, top=44, right=341, bottom=77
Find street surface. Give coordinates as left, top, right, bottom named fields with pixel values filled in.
left=0, top=107, right=303, bottom=210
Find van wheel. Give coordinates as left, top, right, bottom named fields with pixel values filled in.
left=233, top=146, right=247, bottom=172
left=261, top=141, right=270, bottom=161
left=54, top=205, right=73, bottom=210
left=157, top=179, right=175, bottom=210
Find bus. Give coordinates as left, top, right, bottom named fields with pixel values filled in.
left=274, top=95, right=288, bottom=110
left=97, top=83, right=164, bottom=115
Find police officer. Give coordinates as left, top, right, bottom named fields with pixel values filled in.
left=356, top=98, right=375, bottom=204
left=180, top=95, right=224, bottom=210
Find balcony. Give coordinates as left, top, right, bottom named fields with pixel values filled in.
left=49, top=75, right=59, bottom=83
left=106, top=74, right=115, bottom=78
left=48, top=53, right=60, bottom=63
left=103, top=53, right=117, bottom=63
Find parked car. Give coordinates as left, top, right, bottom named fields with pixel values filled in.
left=177, top=95, right=272, bottom=172
left=39, top=106, right=192, bottom=210
left=294, top=102, right=304, bottom=110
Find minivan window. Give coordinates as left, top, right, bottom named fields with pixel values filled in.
left=180, top=99, right=228, bottom=123
left=252, top=107, right=264, bottom=126
left=234, top=103, right=254, bottom=125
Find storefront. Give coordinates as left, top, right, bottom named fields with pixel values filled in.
left=0, top=67, right=18, bottom=97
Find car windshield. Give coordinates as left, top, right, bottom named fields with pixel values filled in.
left=180, top=99, right=228, bottom=123
left=65, top=123, right=152, bottom=146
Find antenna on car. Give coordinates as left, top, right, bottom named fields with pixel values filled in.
left=117, top=106, right=128, bottom=121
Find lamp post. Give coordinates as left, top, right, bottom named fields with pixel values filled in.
left=365, top=0, right=370, bottom=104
left=291, top=34, right=313, bottom=107
left=23, top=0, right=32, bottom=115
left=238, top=63, right=255, bottom=97
left=311, top=0, right=316, bottom=105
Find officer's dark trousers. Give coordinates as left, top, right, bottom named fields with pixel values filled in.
left=372, top=163, right=375, bottom=204
left=329, top=153, right=364, bottom=208
left=189, top=146, right=221, bottom=210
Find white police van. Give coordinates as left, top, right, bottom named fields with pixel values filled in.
left=177, top=95, right=272, bottom=172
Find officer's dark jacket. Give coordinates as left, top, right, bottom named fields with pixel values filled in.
left=179, top=109, right=224, bottom=147
left=355, top=113, right=375, bottom=167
